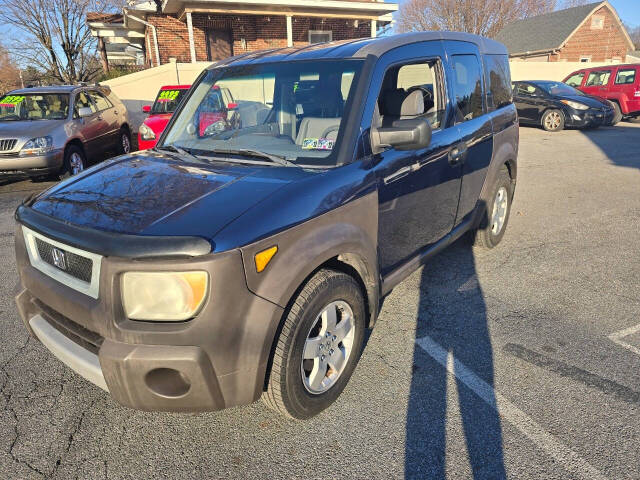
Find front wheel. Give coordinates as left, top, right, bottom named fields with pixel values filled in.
left=610, top=102, right=622, bottom=126
left=542, top=109, right=565, bottom=132
left=472, top=166, right=513, bottom=249
left=59, top=145, right=86, bottom=179
left=263, top=269, right=366, bottom=419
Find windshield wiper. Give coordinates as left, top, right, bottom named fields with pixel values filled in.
left=155, top=144, right=205, bottom=163
left=215, top=148, right=297, bottom=167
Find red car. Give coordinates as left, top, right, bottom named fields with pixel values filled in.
left=563, top=64, right=640, bottom=124
left=138, top=85, right=191, bottom=150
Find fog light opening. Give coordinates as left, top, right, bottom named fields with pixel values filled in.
left=145, top=368, right=191, bottom=398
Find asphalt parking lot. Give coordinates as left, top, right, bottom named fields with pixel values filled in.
left=0, top=123, right=639, bottom=479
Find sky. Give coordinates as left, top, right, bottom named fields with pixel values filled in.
left=393, top=0, right=640, bottom=27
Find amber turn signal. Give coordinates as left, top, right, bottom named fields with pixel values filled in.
left=255, top=246, right=278, bottom=273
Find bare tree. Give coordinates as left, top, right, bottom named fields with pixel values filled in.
left=0, top=0, right=124, bottom=84
left=628, top=24, right=640, bottom=50
left=557, top=0, right=591, bottom=8
left=397, top=0, right=557, bottom=38
left=0, top=44, right=21, bottom=93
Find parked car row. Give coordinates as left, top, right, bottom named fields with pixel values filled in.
left=0, top=85, right=131, bottom=179
left=513, top=63, right=639, bottom=132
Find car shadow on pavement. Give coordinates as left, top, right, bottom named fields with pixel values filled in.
left=405, top=238, right=506, bottom=479
left=578, top=124, right=640, bottom=171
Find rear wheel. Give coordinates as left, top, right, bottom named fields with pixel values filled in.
left=263, top=269, right=366, bottom=419
left=59, top=145, right=86, bottom=179
left=541, top=109, right=565, bottom=132
left=117, top=127, right=131, bottom=155
left=472, top=166, right=513, bottom=249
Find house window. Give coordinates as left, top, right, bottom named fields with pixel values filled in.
left=309, top=30, right=332, bottom=44
left=580, top=55, right=592, bottom=63
left=591, top=15, right=604, bottom=30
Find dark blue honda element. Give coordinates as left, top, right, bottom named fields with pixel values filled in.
left=14, top=32, right=518, bottom=419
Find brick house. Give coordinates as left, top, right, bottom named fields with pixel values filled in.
left=88, top=0, right=397, bottom=69
left=495, top=1, right=635, bottom=63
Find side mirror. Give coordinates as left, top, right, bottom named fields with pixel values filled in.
left=77, top=106, right=93, bottom=118
left=227, top=102, right=238, bottom=110
left=372, top=118, right=432, bottom=152
left=142, top=105, right=151, bottom=113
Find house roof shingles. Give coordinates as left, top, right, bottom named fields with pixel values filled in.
left=495, top=2, right=604, bottom=55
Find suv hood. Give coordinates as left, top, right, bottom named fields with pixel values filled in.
left=28, top=153, right=297, bottom=244
left=0, top=119, right=64, bottom=139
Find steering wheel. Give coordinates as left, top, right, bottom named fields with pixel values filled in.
left=320, top=125, right=340, bottom=139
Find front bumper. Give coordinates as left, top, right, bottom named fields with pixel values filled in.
left=15, top=222, right=285, bottom=412
left=0, top=149, right=63, bottom=175
left=564, top=108, right=614, bottom=128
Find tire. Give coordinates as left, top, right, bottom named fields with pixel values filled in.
left=541, top=109, right=565, bottom=132
left=59, top=145, right=86, bottom=179
left=472, top=166, right=513, bottom=249
left=610, top=102, right=622, bottom=126
left=117, top=127, right=132, bottom=155
left=263, top=269, right=366, bottom=419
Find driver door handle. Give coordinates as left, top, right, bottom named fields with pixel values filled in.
left=449, top=142, right=468, bottom=166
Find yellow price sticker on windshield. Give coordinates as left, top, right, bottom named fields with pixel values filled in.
left=0, top=95, right=25, bottom=107
left=157, top=90, right=180, bottom=102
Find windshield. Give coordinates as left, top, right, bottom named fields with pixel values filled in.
left=162, top=59, right=364, bottom=167
left=538, top=81, right=583, bottom=97
left=0, top=93, right=70, bottom=121
left=151, top=88, right=189, bottom=114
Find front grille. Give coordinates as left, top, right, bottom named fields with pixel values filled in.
left=0, top=139, right=17, bottom=151
left=35, top=300, right=104, bottom=355
left=35, top=237, right=93, bottom=283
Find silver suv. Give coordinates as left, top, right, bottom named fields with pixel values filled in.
left=0, top=85, right=131, bottom=180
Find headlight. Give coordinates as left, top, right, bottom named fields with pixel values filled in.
left=561, top=100, right=589, bottom=111
left=121, top=271, right=209, bottom=321
left=19, top=136, right=54, bottom=156
left=139, top=123, right=156, bottom=140
left=203, top=120, right=227, bottom=136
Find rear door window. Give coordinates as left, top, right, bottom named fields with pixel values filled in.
left=87, top=91, right=113, bottom=111
left=585, top=71, right=611, bottom=86
left=483, top=54, right=512, bottom=111
left=565, top=72, right=585, bottom=87
left=614, top=69, right=637, bottom=85
left=452, top=54, right=484, bottom=122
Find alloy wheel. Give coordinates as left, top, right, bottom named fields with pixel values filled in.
left=545, top=111, right=562, bottom=131
left=122, top=133, right=131, bottom=153
left=301, top=300, right=355, bottom=394
left=69, top=152, right=84, bottom=175
left=491, top=186, right=508, bottom=235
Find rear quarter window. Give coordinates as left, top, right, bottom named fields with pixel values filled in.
left=614, top=69, right=637, bottom=85
left=483, top=54, right=512, bottom=111
left=452, top=54, right=484, bottom=122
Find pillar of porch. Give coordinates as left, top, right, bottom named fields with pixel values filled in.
left=371, top=19, right=377, bottom=38
left=286, top=15, right=293, bottom=47
left=186, top=12, right=197, bottom=63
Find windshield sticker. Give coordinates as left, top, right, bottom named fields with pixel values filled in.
left=302, top=138, right=334, bottom=150
left=0, top=95, right=25, bottom=107
left=157, top=90, right=180, bottom=102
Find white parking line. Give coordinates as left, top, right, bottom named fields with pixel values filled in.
left=415, top=335, right=607, bottom=480
left=608, top=323, right=640, bottom=357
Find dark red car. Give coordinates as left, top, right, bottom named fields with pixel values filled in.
left=138, top=85, right=191, bottom=150
left=563, top=64, right=640, bottom=124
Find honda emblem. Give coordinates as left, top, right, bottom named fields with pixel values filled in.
left=51, top=248, right=67, bottom=271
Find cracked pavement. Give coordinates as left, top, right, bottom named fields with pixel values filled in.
left=0, top=123, right=639, bottom=479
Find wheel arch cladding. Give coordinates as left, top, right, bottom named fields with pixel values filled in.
left=240, top=192, right=380, bottom=329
